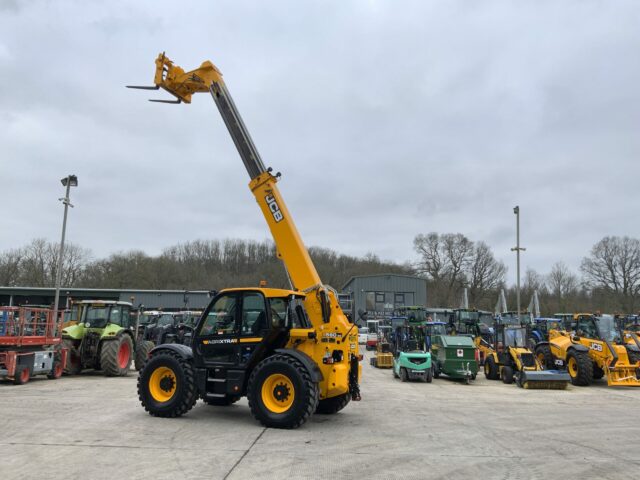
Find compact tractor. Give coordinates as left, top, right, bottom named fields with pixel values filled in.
left=139, top=311, right=199, bottom=348
left=0, top=306, right=68, bottom=384
left=371, top=325, right=394, bottom=368
left=484, top=317, right=570, bottom=389
left=539, top=313, right=640, bottom=387
left=62, top=300, right=154, bottom=375
left=129, top=54, right=361, bottom=429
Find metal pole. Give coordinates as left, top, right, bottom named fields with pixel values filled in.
left=511, top=206, right=526, bottom=324
left=52, top=179, right=73, bottom=324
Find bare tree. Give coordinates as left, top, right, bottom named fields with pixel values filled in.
left=581, top=236, right=640, bottom=312
left=467, top=241, right=507, bottom=307
left=0, top=248, right=23, bottom=286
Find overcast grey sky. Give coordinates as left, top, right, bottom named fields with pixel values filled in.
left=1, top=0, right=639, bottom=283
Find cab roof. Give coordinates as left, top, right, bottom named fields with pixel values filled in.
left=220, top=287, right=305, bottom=298
left=75, top=300, right=133, bottom=307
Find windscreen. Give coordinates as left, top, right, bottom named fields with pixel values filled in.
left=596, top=316, right=618, bottom=342
left=504, top=327, right=527, bottom=347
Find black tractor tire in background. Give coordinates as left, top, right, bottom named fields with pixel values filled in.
left=567, top=350, right=593, bottom=386
left=205, top=396, right=240, bottom=406
left=62, top=338, right=82, bottom=375
left=101, top=335, right=133, bottom=376
left=501, top=366, right=514, bottom=384
left=592, top=364, right=605, bottom=380
left=138, top=351, right=198, bottom=417
left=135, top=340, right=155, bottom=371
left=484, top=356, right=499, bottom=380
left=316, top=392, right=351, bottom=414
left=425, top=366, right=433, bottom=383
left=247, top=354, right=319, bottom=429
left=535, top=344, right=555, bottom=370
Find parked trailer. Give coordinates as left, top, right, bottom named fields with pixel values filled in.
left=0, top=307, right=68, bottom=384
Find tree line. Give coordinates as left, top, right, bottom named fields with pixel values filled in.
left=413, top=233, right=640, bottom=314
left=1, top=234, right=639, bottom=314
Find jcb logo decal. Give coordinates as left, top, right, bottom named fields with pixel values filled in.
left=265, top=194, right=284, bottom=223
left=590, top=342, right=603, bottom=352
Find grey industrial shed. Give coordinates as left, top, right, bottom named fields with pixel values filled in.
left=0, top=287, right=214, bottom=311
left=340, top=274, right=427, bottom=324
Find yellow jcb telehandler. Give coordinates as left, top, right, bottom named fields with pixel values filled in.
left=128, top=53, right=361, bottom=429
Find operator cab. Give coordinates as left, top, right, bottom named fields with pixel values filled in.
left=192, top=288, right=311, bottom=399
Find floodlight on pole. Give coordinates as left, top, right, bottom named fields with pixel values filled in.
left=510, top=205, right=526, bottom=323
left=53, top=175, right=78, bottom=326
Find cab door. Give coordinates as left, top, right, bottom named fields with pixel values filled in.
left=196, top=293, right=240, bottom=365
left=238, top=292, right=269, bottom=366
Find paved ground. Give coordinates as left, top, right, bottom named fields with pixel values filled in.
left=1, top=352, right=640, bottom=480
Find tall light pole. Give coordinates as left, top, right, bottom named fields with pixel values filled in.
left=53, top=175, right=78, bottom=323
left=511, top=206, right=526, bottom=322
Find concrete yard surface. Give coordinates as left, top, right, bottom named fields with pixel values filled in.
left=1, top=353, right=640, bottom=479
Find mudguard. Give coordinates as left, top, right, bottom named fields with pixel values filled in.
left=151, top=343, right=193, bottom=360
left=275, top=348, right=323, bottom=382
left=568, top=343, right=589, bottom=353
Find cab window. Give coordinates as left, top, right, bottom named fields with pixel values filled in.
left=199, top=295, right=238, bottom=335
left=242, top=293, right=268, bottom=335
left=109, top=307, right=122, bottom=326
left=269, top=298, right=287, bottom=328
left=121, top=308, right=131, bottom=328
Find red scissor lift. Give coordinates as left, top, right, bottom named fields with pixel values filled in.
left=0, top=306, right=68, bottom=384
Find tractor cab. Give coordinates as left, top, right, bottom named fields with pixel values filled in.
left=424, top=321, right=447, bottom=350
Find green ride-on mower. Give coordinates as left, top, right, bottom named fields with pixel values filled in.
left=61, top=300, right=154, bottom=376
left=426, top=321, right=479, bottom=383
left=391, top=324, right=432, bottom=382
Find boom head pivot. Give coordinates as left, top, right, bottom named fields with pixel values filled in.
left=127, top=52, right=223, bottom=104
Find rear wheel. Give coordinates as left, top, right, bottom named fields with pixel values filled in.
left=502, top=366, right=514, bottom=384
left=484, top=355, right=499, bottom=380
left=316, top=392, right=351, bottom=414
left=135, top=340, right=155, bottom=371
left=47, top=361, right=63, bottom=379
left=400, top=368, right=408, bottom=382
left=432, top=363, right=440, bottom=379
left=535, top=344, right=554, bottom=370
left=13, top=365, right=31, bottom=385
left=247, top=354, right=319, bottom=429
left=138, top=351, right=198, bottom=417
left=567, top=350, right=593, bottom=386
left=425, top=366, right=433, bottom=383
left=62, top=338, right=81, bottom=375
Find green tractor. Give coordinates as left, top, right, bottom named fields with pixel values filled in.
left=61, top=300, right=154, bottom=376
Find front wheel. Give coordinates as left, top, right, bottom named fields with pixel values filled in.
left=425, top=366, right=433, bottom=383
left=247, top=354, right=319, bottom=429
left=502, top=366, right=514, bottom=384
left=138, top=351, right=198, bottom=417
left=13, top=365, right=31, bottom=385
left=101, top=335, right=133, bottom=376
left=567, top=350, right=593, bottom=386
left=400, top=368, right=408, bottom=382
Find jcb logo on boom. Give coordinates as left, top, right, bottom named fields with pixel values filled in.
left=590, top=342, right=603, bottom=352
left=265, top=194, right=283, bottom=223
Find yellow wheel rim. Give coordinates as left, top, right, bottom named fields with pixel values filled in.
left=537, top=354, right=545, bottom=367
left=149, top=366, right=177, bottom=403
left=567, top=357, right=577, bottom=378
left=261, top=373, right=295, bottom=414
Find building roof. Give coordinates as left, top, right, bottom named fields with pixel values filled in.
left=341, top=273, right=426, bottom=291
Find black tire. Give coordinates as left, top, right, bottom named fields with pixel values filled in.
left=628, top=350, right=640, bottom=365
left=247, top=354, right=319, bottom=429
left=484, top=355, right=499, bottom=380
left=592, top=364, right=605, bottom=380
left=432, top=363, right=440, bottom=379
left=13, top=365, right=31, bottom=385
left=135, top=340, right=155, bottom=371
left=567, top=350, right=593, bottom=386
left=316, top=392, right=351, bottom=414
left=47, top=360, right=63, bottom=380
left=101, top=335, right=133, bottom=376
left=62, top=338, right=82, bottom=375
left=426, top=366, right=433, bottom=383
left=535, top=344, right=554, bottom=370
left=400, top=368, right=408, bottom=382
left=138, top=350, right=198, bottom=418
left=205, top=396, right=240, bottom=406
left=502, top=366, right=514, bottom=384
